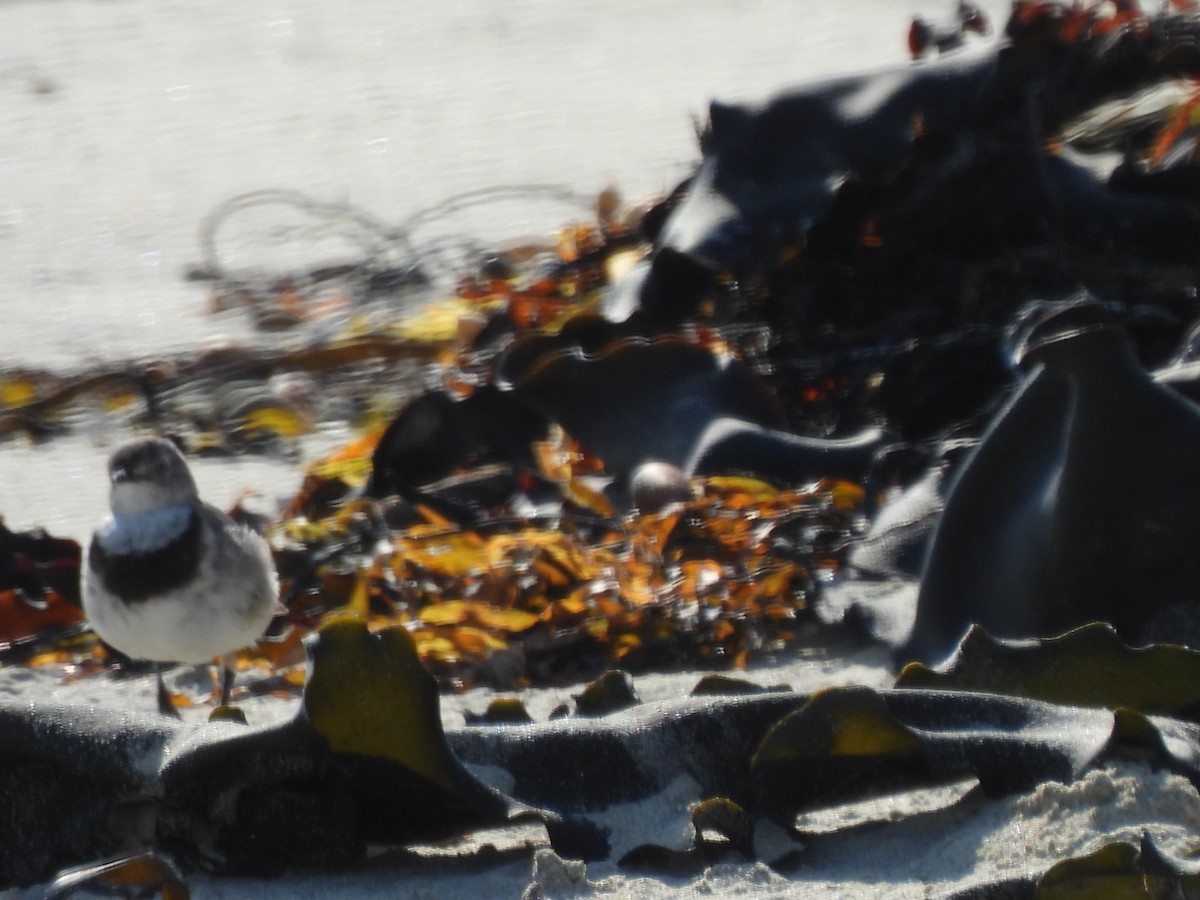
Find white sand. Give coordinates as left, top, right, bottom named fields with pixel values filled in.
left=0, top=0, right=1006, bottom=371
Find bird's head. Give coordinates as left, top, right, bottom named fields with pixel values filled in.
left=107, top=437, right=199, bottom=516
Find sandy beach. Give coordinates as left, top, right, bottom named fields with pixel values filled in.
left=5, top=0, right=1200, bottom=897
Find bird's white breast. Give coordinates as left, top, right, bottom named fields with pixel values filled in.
left=95, top=505, right=193, bottom=555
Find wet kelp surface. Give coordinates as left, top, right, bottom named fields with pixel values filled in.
left=12, top=623, right=1200, bottom=895
left=10, top=1, right=1200, bottom=894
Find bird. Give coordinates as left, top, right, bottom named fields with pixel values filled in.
left=82, top=436, right=280, bottom=716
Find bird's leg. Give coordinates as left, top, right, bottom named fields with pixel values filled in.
left=218, top=653, right=237, bottom=707
left=156, top=663, right=181, bottom=719
left=207, top=654, right=249, bottom=724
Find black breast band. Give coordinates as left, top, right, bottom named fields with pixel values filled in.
left=88, top=511, right=204, bottom=603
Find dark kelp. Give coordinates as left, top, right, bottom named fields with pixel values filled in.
left=366, top=385, right=549, bottom=502
left=590, top=3, right=1200, bottom=451
left=1034, top=833, right=1200, bottom=899
left=897, top=623, right=1200, bottom=719
left=620, top=5, right=1200, bottom=328
left=939, top=831, right=1200, bottom=899
left=508, top=335, right=890, bottom=487
left=749, top=686, right=1200, bottom=826
left=903, top=299, right=1200, bottom=665
left=0, top=621, right=537, bottom=887
left=10, top=651, right=1200, bottom=887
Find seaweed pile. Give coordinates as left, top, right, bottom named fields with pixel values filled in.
left=0, top=190, right=877, bottom=688
left=9, top=0, right=1200, bottom=893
